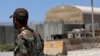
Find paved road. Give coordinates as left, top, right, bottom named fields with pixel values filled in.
left=0, top=52, right=13, bottom=56
left=68, top=48, right=100, bottom=56
left=1, top=48, right=100, bottom=56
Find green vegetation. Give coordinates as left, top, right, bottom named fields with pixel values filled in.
left=0, top=44, right=14, bottom=52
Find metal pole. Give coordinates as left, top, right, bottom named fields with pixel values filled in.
left=91, top=0, right=95, bottom=38
left=62, top=0, right=63, bottom=6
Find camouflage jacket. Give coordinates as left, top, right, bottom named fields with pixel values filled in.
left=14, top=26, right=44, bottom=56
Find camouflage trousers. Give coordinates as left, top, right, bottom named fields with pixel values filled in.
left=14, top=51, right=44, bottom=56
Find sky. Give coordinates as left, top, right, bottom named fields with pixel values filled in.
left=0, top=0, right=100, bottom=23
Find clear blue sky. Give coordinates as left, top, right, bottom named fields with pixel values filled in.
left=0, top=0, right=100, bottom=23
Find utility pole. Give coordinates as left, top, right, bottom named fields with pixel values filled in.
left=62, top=0, right=64, bottom=6
left=91, top=0, right=95, bottom=38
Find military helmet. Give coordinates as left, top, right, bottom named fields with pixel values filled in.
left=10, top=8, right=28, bottom=20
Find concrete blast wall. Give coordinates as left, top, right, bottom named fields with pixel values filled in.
left=0, top=24, right=44, bottom=44
left=29, top=24, right=44, bottom=39
left=0, top=26, right=15, bottom=44
left=44, top=21, right=64, bottom=41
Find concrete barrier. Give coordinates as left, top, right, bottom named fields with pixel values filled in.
left=44, top=40, right=67, bottom=55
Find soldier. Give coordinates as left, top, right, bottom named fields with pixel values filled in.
left=10, top=8, right=44, bottom=56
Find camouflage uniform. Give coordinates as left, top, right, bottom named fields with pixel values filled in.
left=10, top=8, right=44, bottom=56
left=14, top=26, right=44, bottom=56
